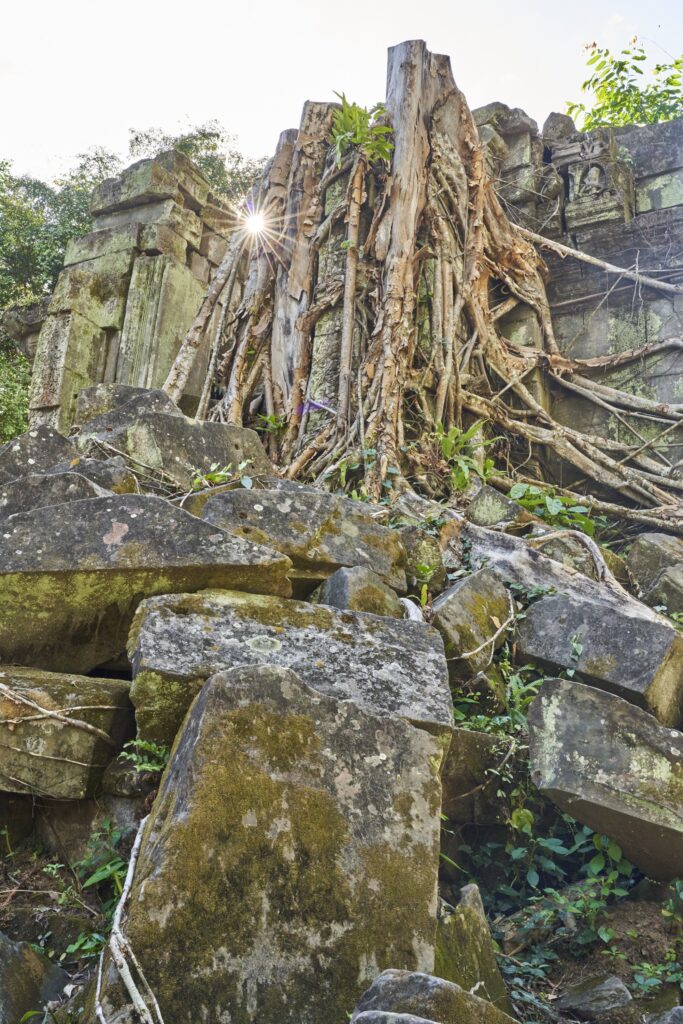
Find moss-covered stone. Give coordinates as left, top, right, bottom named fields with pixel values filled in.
left=311, top=566, right=404, bottom=618
left=128, top=588, right=452, bottom=745
left=435, top=889, right=512, bottom=1013
left=0, top=667, right=132, bottom=799
left=398, top=526, right=447, bottom=595
left=0, top=495, right=292, bottom=672
left=0, top=928, right=67, bottom=1024
left=98, top=667, right=443, bottom=1024
left=431, top=569, right=511, bottom=682
left=351, top=970, right=516, bottom=1023
left=77, top=409, right=272, bottom=489
left=529, top=678, right=683, bottom=880
left=0, top=425, right=79, bottom=485
left=516, top=591, right=683, bottom=726
left=441, top=729, right=514, bottom=825
left=200, top=488, right=408, bottom=592
left=0, top=471, right=109, bottom=518
left=627, top=532, right=683, bottom=596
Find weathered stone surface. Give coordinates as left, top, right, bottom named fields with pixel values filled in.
left=64, top=223, right=140, bottom=266
left=75, top=383, right=182, bottom=424
left=435, top=888, right=511, bottom=1012
left=465, top=486, right=528, bottom=530
left=78, top=409, right=272, bottom=489
left=531, top=526, right=599, bottom=580
left=48, top=249, right=135, bottom=330
left=0, top=495, right=292, bottom=672
left=0, top=471, right=109, bottom=517
left=398, top=526, right=447, bottom=594
left=99, top=667, right=444, bottom=1024
left=647, top=1009, right=683, bottom=1024
left=128, top=589, right=452, bottom=744
left=0, top=929, right=67, bottom=1024
left=556, top=975, right=632, bottom=1020
left=649, top=564, right=683, bottom=614
left=201, top=488, right=407, bottom=591
left=0, top=425, right=78, bottom=484
left=96, top=198, right=202, bottom=249
left=627, top=532, right=683, bottom=596
left=90, top=158, right=181, bottom=215
left=441, top=729, right=512, bottom=825
left=312, top=566, right=404, bottom=618
left=0, top=296, right=49, bottom=360
left=516, top=591, right=683, bottom=726
left=115, top=255, right=210, bottom=404
left=28, top=311, right=109, bottom=431
left=352, top=970, right=516, bottom=1024
left=44, top=455, right=138, bottom=494
left=528, top=678, right=683, bottom=880
left=431, top=569, right=511, bottom=682
left=0, top=667, right=132, bottom=799
left=179, top=474, right=318, bottom=515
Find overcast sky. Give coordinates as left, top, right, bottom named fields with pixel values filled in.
left=2, top=0, right=681, bottom=181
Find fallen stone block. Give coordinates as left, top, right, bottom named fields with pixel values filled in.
left=0, top=667, right=132, bottom=799
left=398, top=525, right=448, bottom=595
left=465, top=485, right=528, bottom=530
left=627, top=532, right=683, bottom=594
left=74, top=383, right=182, bottom=424
left=98, top=666, right=444, bottom=1024
left=128, top=588, right=452, bottom=744
left=556, top=975, right=632, bottom=1021
left=435, top=888, right=512, bottom=1012
left=0, top=929, right=67, bottom=1024
left=43, top=455, right=137, bottom=493
left=311, top=566, right=404, bottom=617
left=649, top=564, right=683, bottom=614
left=0, top=425, right=79, bottom=485
left=431, top=569, right=511, bottom=682
left=0, top=471, right=109, bottom=517
left=179, top=474, right=319, bottom=515
left=528, top=678, right=683, bottom=880
left=516, top=592, right=683, bottom=726
left=78, top=408, right=272, bottom=489
left=352, top=970, right=516, bottom=1024
left=0, top=495, right=292, bottom=672
left=200, top=488, right=407, bottom=592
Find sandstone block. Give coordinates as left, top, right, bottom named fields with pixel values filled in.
left=0, top=929, right=67, bottom=1024
left=312, top=566, right=404, bottom=617
left=431, top=569, right=511, bottom=681
left=0, top=667, right=132, bottom=799
left=528, top=678, right=683, bottom=880
left=128, top=588, right=452, bottom=744
left=0, top=425, right=79, bottom=484
left=0, top=471, right=109, bottom=517
left=98, top=667, right=444, bottom=1024
left=398, top=525, right=447, bottom=594
left=556, top=975, right=632, bottom=1020
left=28, top=312, right=109, bottom=431
left=627, top=532, right=683, bottom=595
left=63, top=224, right=140, bottom=266
left=435, top=888, right=512, bottom=1013
left=95, top=198, right=202, bottom=249
left=75, top=383, right=182, bottom=424
left=0, top=495, right=292, bottom=672
left=352, top=970, right=516, bottom=1024
left=78, top=408, right=272, bottom=489
left=649, top=564, right=683, bottom=614
left=44, top=456, right=138, bottom=494
left=441, top=729, right=513, bottom=825
left=90, top=158, right=181, bottom=215
left=516, top=592, right=683, bottom=726
left=201, top=488, right=407, bottom=591
left=48, top=249, right=135, bottom=330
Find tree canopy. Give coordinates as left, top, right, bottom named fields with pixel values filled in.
left=567, top=40, right=683, bottom=130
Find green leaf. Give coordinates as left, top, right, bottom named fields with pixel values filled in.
left=527, top=867, right=540, bottom=887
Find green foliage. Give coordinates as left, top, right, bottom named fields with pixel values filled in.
left=0, top=150, right=121, bottom=308
left=255, top=412, right=286, bottom=434
left=120, top=738, right=170, bottom=774
left=451, top=647, right=543, bottom=736
left=0, top=343, right=30, bottom=442
left=330, top=93, right=394, bottom=167
left=434, top=420, right=496, bottom=492
left=567, top=41, right=683, bottom=129
left=128, top=120, right=265, bottom=205
left=63, top=818, right=130, bottom=961
left=190, top=459, right=253, bottom=491
left=631, top=951, right=683, bottom=995
left=508, top=482, right=605, bottom=536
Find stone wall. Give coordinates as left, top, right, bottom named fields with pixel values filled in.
left=474, top=105, right=683, bottom=481
left=27, top=151, right=232, bottom=430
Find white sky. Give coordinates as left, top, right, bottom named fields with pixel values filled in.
left=2, top=0, right=681, bottom=181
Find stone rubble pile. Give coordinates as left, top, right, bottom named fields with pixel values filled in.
left=0, top=385, right=681, bottom=1023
